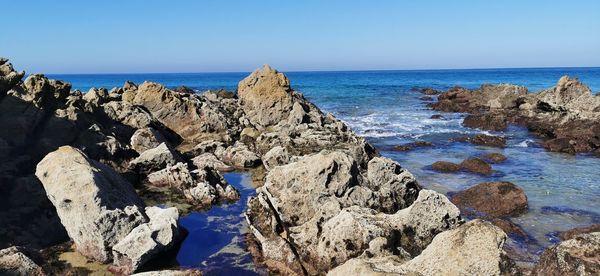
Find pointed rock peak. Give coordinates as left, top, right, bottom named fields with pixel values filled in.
left=555, top=75, right=589, bottom=93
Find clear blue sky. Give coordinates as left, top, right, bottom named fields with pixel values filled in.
left=3, top=0, right=599, bottom=73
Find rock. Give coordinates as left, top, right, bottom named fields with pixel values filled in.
left=483, top=153, right=507, bottom=163
left=83, top=88, right=109, bottom=106
left=415, top=87, right=442, bottom=95
left=112, top=207, right=181, bottom=274
left=237, top=65, right=294, bottom=128
left=123, top=80, right=138, bottom=92
left=191, top=153, right=234, bottom=172
left=35, top=146, right=147, bottom=263
left=129, top=143, right=182, bottom=174
left=102, top=101, right=155, bottom=129
left=173, top=86, right=195, bottom=94
left=262, top=146, right=291, bottom=171
left=0, top=58, right=25, bottom=97
left=559, top=224, right=600, bottom=241
left=130, top=127, right=168, bottom=154
left=460, top=157, right=493, bottom=175
left=451, top=182, right=528, bottom=218
left=329, top=220, right=517, bottom=276
left=418, top=96, right=434, bottom=101
left=223, top=142, right=261, bottom=168
left=366, top=157, right=421, bottom=213
left=532, top=232, right=600, bottom=276
left=489, top=218, right=530, bottom=241
left=430, top=114, right=444, bottom=119
left=146, top=162, right=239, bottom=207
left=391, top=141, right=433, bottom=151
left=132, top=270, right=202, bottom=276
left=0, top=246, right=44, bottom=276
left=463, top=113, right=508, bottom=131
left=401, top=219, right=517, bottom=275
left=467, top=134, right=507, bottom=148
left=431, top=161, right=461, bottom=172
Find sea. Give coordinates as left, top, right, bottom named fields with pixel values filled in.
left=49, top=67, right=600, bottom=274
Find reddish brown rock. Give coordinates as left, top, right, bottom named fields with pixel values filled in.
left=451, top=182, right=528, bottom=218
left=559, top=224, right=600, bottom=241
left=468, top=134, right=507, bottom=148
left=483, top=153, right=507, bottom=163
left=463, top=113, right=508, bottom=131
left=489, top=218, right=530, bottom=241
left=431, top=161, right=461, bottom=172
left=460, top=158, right=493, bottom=175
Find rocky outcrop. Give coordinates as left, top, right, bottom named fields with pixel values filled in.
left=532, top=232, right=600, bottom=275
left=559, top=224, right=600, bottom=241
left=451, top=182, right=528, bottom=218
left=483, top=153, right=508, bottom=163
left=35, top=146, right=181, bottom=273
left=431, top=157, right=493, bottom=175
left=129, top=143, right=182, bottom=174
left=329, top=220, right=518, bottom=276
left=0, top=246, right=44, bottom=276
left=430, top=77, right=600, bottom=155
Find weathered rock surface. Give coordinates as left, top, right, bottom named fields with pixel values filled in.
left=130, top=127, right=168, bottom=154
left=36, top=146, right=147, bottom=263
left=223, top=142, right=261, bottom=168
left=129, top=143, right=182, bottom=174
left=532, top=232, right=600, bottom=276
left=431, top=161, right=461, bottom=172
left=466, top=134, right=507, bottom=148
left=460, top=157, right=493, bottom=175
left=451, top=182, right=528, bottom=218
left=112, top=207, right=181, bottom=274
left=430, top=77, right=600, bottom=154
left=329, top=220, right=518, bottom=276
left=0, top=246, right=44, bottom=276
left=483, top=152, right=508, bottom=163
left=559, top=224, right=600, bottom=241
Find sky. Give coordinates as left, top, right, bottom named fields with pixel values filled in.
left=2, top=0, right=599, bottom=74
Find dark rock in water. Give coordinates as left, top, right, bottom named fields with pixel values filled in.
left=531, top=232, right=600, bottom=276
left=391, top=141, right=433, bottom=151
left=413, top=87, right=442, bottom=95
left=468, top=134, right=507, bottom=148
left=418, top=96, right=434, bottom=101
left=451, top=182, right=528, bottom=218
left=430, top=114, right=444, bottom=119
left=463, top=113, right=508, bottom=131
left=540, top=206, right=600, bottom=224
left=489, top=218, right=531, bottom=242
left=559, top=224, right=600, bottom=241
left=430, top=76, right=600, bottom=155
left=431, top=161, right=461, bottom=172
left=460, top=158, right=493, bottom=175
left=173, top=86, right=195, bottom=94
left=483, top=153, right=507, bottom=163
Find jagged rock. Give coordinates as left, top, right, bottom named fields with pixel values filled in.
left=112, top=207, right=181, bottom=274
left=532, top=232, right=600, bottom=275
left=83, top=88, right=109, bottom=106
left=146, top=162, right=239, bottom=207
left=329, top=220, right=518, bottom=276
left=237, top=65, right=294, bottom=128
left=223, top=142, right=261, bottom=168
left=0, top=58, right=25, bottom=97
left=460, top=157, right=492, bottom=175
left=466, top=134, right=507, bottom=148
left=130, top=127, right=168, bottom=154
left=431, top=161, right=461, bottom=172
left=451, top=182, right=528, bottom=218
left=366, top=157, right=421, bottom=212
left=262, top=146, right=291, bottom=171
left=559, top=224, right=600, bottom=241
left=102, top=101, right=155, bottom=129
left=35, top=146, right=147, bottom=263
left=191, top=152, right=233, bottom=172
left=123, top=80, right=138, bottom=92
left=129, top=143, right=182, bottom=174
left=173, top=86, right=195, bottom=94
left=132, top=270, right=202, bottom=276
left=0, top=246, right=44, bottom=276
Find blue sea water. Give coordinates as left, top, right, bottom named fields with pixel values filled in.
left=49, top=67, right=600, bottom=271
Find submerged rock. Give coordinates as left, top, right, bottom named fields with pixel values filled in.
left=460, top=157, right=493, bottom=175
left=559, top=224, right=600, bottom=241
left=483, top=152, right=508, bottom=163
left=463, top=113, right=508, bottom=131
left=532, top=232, right=600, bottom=275
left=431, top=161, right=461, bottom=172
left=451, top=182, right=528, bottom=218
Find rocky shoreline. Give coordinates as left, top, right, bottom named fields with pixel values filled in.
left=1, top=57, right=599, bottom=275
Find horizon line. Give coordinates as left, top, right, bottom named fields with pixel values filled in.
left=42, top=65, right=600, bottom=76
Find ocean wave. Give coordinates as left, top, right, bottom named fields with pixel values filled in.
left=515, top=139, right=535, bottom=148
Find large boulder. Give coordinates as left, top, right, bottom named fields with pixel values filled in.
left=35, top=146, right=147, bottom=263
left=532, top=232, right=600, bottom=276
left=237, top=65, right=294, bottom=128
left=129, top=143, right=182, bottom=174
left=130, top=127, right=168, bottom=154
left=330, top=220, right=518, bottom=276
left=0, top=58, right=25, bottom=97
left=450, top=182, right=528, bottom=218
